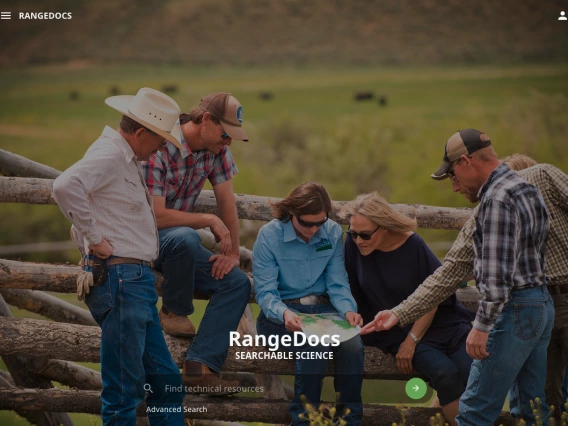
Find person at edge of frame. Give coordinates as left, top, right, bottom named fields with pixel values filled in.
left=362, top=130, right=555, bottom=426
left=52, top=87, right=186, bottom=425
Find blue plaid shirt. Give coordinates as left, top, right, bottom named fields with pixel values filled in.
left=472, top=163, right=550, bottom=332
left=142, top=119, right=238, bottom=212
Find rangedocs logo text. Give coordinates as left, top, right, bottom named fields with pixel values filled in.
left=19, top=12, right=72, bottom=20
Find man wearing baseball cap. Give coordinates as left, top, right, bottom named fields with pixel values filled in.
left=53, top=88, right=185, bottom=425
left=363, top=129, right=554, bottom=425
left=143, top=92, right=251, bottom=394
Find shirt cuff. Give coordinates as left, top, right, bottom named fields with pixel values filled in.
left=391, top=306, right=410, bottom=327
left=275, top=304, right=289, bottom=322
left=82, top=227, right=103, bottom=246
left=473, top=314, right=495, bottom=333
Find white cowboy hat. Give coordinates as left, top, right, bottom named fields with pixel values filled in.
left=105, top=87, right=183, bottom=150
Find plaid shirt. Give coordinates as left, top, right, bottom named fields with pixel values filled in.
left=394, top=164, right=566, bottom=330
left=142, top=119, right=238, bottom=212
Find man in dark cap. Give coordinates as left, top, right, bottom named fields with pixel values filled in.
left=362, top=129, right=555, bottom=425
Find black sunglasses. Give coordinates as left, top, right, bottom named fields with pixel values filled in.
left=346, top=226, right=380, bottom=241
left=296, top=215, right=328, bottom=228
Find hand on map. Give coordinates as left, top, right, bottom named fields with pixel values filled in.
left=283, top=309, right=303, bottom=332
left=345, top=311, right=363, bottom=327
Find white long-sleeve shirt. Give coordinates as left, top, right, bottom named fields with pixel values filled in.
left=52, top=126, right=159, bottom=262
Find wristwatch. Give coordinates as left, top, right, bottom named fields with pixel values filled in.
left=408, top=332, right=420, bottom=344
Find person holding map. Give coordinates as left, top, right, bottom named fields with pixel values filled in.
left=253, top=181, right=364, bottom=426
left=339, top=192, right=475, bottom=426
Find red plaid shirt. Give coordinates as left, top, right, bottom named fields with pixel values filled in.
left=142, top=120, right=238, bottom=212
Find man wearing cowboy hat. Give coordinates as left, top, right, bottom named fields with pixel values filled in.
left=142, top=92, right=251, bottom=394
left=53, top=88, right=185, bottom=425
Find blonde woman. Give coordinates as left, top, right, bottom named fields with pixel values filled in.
left=339, top=192, right=475, bottom=426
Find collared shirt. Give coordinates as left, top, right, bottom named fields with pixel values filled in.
left=253, top=218, right=358, bottom=322
left=394, top=163, right=558, bottom=331
left=52, top=126, right=159, bottom=262
left=142, top=119, right=238, bottom=212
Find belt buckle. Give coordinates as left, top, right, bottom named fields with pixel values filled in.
left=300, top=295, right=318, bottom=305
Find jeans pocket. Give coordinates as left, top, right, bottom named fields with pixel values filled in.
left=118, top=264, right=144, bottom=282
left=513, top=303, right=544, bottom=340
left=85, top=278, right=114, bottom=324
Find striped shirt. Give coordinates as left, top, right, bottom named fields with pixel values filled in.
left=393, top=163, right=566, bottom=329
left=142, top=119, right=238, bottom=212
left=52, top=126, right=159, bottom=262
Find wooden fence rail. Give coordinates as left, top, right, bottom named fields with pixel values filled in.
left=0, top=176, right=474, bottom=230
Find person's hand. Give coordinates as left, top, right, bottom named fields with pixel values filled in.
left=396, top=338, right=417, bottom=374
left=466, top=327, right=490, bottom=360
left=209, top=253, right=240, bottom=279
left=283, top=310, right=303, bottom=332
left=360, top=310, right=399, bottom=335
left=345, top=311, right=364, bottom=327
left=209, top=216, right=232, bottom=255
left=88, top=238, right=113, bottom=259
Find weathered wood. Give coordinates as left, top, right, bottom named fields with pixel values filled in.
left=0, top=295, right=75, bottom=426
left=0, top=149, right=61, bottom=179
left=29, top=359, right=102, bottom=390
left=0, top=316, right=421, bottom=379
left=0, top=288, right=96, bottom=325
left=235, top=305, right=288, bottom=400
left=0, top=388, right=515, bottom=425
left=0, top=176, right=474, bottom=230
left=0, top=259, right=480, bottom=312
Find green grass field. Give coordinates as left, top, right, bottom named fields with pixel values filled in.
left=0, top=63, right=564, bottom=425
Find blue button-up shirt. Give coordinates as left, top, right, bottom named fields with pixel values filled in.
left=253, top=218, right=358, bottom=322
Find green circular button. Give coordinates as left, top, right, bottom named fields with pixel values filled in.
left=405, top=378, right=427, bottom=400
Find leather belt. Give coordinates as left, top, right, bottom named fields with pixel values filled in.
left=283, top=295, right=330, bottom=305
left=108, top=257, right=151, bottom=267
left=547, top=284, right=568, bottom=295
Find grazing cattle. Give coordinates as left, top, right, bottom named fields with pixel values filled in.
left=378, top=95, right=388, bottom=106
left=259, top=91, right=274, bottom=101
left=109, top=86, right=120, bottom=96
left=354, top=91, right=374, bottom=101
left=162, top=85, right=178, bottom=94
left=69, top=90, right=80, bottom=101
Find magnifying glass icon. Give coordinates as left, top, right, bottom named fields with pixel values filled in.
left=144, top=383, right=153, bottom=393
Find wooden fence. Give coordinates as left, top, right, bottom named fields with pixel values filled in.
left=0, top=149, right=513, bottom=426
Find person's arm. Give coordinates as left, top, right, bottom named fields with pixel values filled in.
left=52, top=151, right=118, bottom=247
left=344, top=236, right=374, bottom=323
left=392, top=212, right=477, bottom=326
left=213, top=179, right=240, bottom=257
left=396, top=307, right=437, bottom=374
left=252, top=228, right=289, bottom=322
left=473, top=200, right=517, bottom=332
left=323, top=227, right=358, bottom=318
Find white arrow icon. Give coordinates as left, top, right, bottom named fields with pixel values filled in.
left=413, top=385, right=419, bottom=392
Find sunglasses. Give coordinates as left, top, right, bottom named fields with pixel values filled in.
left=215, top=121, right=230, bottom=139
left=346, top=226, right=380, bottom=241
left=447, top=155, right=472, bottom=183
left=296, top=215, right=328, bottom=228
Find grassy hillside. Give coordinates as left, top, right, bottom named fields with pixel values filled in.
left=0, top=0, right=566, bottom=67
left=0, top=63, right=567, bottom=261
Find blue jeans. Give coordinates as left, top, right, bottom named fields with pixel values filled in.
left=154, top=226, right=251, bottom=372
left=85, top=263, right=184, bottom=426
left=412, top=334, right=472, bottom=406
left=257, top=304, right=364, bottom=426
left=457, top=286, right=554, bottom=426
